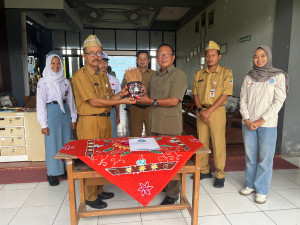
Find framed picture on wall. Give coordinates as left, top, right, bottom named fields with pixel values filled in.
left=201, top=39, right=205, bottom=52
left=199, top=54, right=205, bottom=65
left=201, top=12, right=206, bottom=27
left=195, top=19, right=199, bottom=34
left=200, top=27, right=206, bottom=38
left=220, top=43, right=227, bottom=54
left=190, top=51, right=194, bottom=59
left=208, top=10, right=214, bottom=28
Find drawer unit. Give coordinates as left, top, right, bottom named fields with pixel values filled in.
left=0, top=137, right=26, bottom=146
left=0, top=116, right=24, bottom=126
left=0, top=127, right=25, bottom=136
left=0, top=111, right=45, bottom=162
left=1, top=146, right=27, bottom=156
left=0, top=112, right=27, bottom=162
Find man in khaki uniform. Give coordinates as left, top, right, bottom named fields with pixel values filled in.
left=72, top=35, right=135, bottom=209
left=130, top=50, right=155, bottom=137
left=137, top=43, right=187, bottom=205
left=192, top=41, right=233, bottom=188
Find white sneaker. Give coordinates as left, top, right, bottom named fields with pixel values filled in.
left=240, top=187, right=255, bottom=196
left=255, top=194, right=267, bottom=204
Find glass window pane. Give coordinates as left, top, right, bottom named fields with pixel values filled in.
left=52, top=30, right=65, bottom=50
left=150, top=31, right=162, bottom=50
left=81, top=29, right=93, bottom=48
left=116, top=30, right=136, bottom=50
left=107, top=56, right=136, bottom=83
left=163, top=32, right=175, bottom=50
left=95, top=29, right=115, bottom=50
left=68, top=57, right=80, bottom=78
left=137, top=30, right=149, bottom=50
left=66, top=31, right=79, bottom=49
left=62, top=57, right=66, bottom=77
left=151, top=57, right=159, bottom=71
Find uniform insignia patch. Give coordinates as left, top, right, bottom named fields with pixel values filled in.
left=228, top=78, right=233, bottom=85
left=268, top=78, right=275, bottom=84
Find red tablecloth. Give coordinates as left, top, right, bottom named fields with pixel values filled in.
left=59, top=135, right=203, bottom=206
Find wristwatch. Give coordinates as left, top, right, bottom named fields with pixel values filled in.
left=197, top=107, right=203, bottom=113
left=153, top=99, right=158, bottom=106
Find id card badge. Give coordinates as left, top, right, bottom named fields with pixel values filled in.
left=210, top=89, right=215, bottom=97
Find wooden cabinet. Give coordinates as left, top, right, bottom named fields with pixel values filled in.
left=0, top=110, right=45, bottom=162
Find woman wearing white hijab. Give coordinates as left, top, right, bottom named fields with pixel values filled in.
left=37, top=51, right=77, bottom=186
left=239, top=45, right=288, bottom=204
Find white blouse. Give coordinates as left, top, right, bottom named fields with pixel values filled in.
left=108, top=74, right=121, bottom=94
left=240, top=73, right=286, bottom=127
left=36, top=79, right=77, bottom=128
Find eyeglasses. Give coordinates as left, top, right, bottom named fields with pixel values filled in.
left=157, top=53, right=173, bottom=58
left=84, top=51, right=103, bottom=57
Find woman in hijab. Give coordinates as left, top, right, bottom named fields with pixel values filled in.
left=239, top=45, right=288, bottom=204
left=37, top=51, right=77, bottom=186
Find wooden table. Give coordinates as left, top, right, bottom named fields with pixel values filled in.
left=55, top=145, right=210, bottom=225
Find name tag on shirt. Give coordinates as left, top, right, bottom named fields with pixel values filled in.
left=198, top=79, right=204, bottom=82
left=94, top=83, right=99, bottom=86
left=210, top=89, right=215, bottom=97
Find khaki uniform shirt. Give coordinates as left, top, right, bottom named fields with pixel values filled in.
left=240, top=73, right=286, bottom=127
left=148, top=65, right=187, bottom=135
left=72, top=65, right=113, bottom=115
left=141, top=69, right=155, bottom=90
left=192, top=65, right=233, bottom=106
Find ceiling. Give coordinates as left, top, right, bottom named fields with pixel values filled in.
left=4, top=0, right=214, bottom=31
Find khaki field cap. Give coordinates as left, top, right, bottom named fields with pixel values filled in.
left=83, top=35, right=102, bottom=48
left=206, top=40, right=220, bottom=51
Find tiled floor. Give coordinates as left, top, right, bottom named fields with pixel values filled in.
left=0, top=157, right=299, bottom=225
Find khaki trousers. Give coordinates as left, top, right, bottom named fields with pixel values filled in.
left=197, top=106, right=226, bottom=179
left=77, top=115, right=112, bottom=201
left=152, top=132, right=181, bottom=199
left=130, top=105, right=150, bottom=137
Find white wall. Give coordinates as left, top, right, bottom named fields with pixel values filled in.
left=176, top=0, right=276, bottom=96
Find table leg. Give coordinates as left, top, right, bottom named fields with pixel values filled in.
left=79, top=179, right=86, bottom=212
left=180, top=173, right=186, bottom=203
left=67, top=159, right=79, bottom=225
left=191, top=154, right=201, bottom=225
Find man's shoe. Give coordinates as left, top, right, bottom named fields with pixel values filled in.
left=85, top=198, right=107, bottom=209
left=240, top=187, right=255, bottom=196
left=160, top=196, right=178, bottom=205
left=60, top=172, right=68, bottom=179
left=255, top=194, right=267, bottom=204
left=200, top=172, right=213, bottom=180
left=47, top=175, right=59, bottom=186
left=213, top=178, right=225, bottom=188
left=98, top=192, right=114, bottom=200
left=190, top=172, right=213, bottom=180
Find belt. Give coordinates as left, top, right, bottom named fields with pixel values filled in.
left=47, top=100, right=66, bottom=104
left=202, top=104, right=225, bottom=108
left=133, top=104, right=149, bottom=109
left=201, top=104, right=211, bottom=108
left=91, top=112, right=110, bottom=117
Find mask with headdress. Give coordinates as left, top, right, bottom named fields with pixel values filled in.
left=125, top=68, right=144, bottom=99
